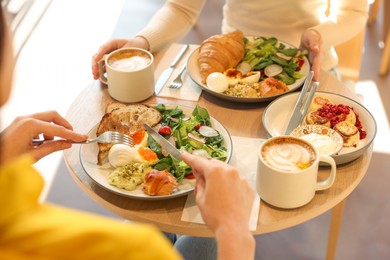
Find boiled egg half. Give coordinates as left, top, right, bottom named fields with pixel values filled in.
left=109, top=144, right=158, bottom=167
left=206, top=72, right=229, bottom=93
left=108, top=130, right=158, bottom=167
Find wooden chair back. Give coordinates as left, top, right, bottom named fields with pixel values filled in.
left=334, top=29, right=366, bottom=81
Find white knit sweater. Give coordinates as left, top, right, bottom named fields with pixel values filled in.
left=137, top=0, right=368, bottom=70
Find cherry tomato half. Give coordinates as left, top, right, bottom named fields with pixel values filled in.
left=158, top=125, right=172, bottom=135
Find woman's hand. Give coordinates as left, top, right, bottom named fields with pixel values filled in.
left=182, top=152, right=255, bottom=259
left=300, top=29, right=323, bottom=81
left=0, top=111, right=88, bottom=163
left=91, top=36, right=150, bottom=80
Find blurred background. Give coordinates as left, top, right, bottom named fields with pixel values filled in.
left=1, top=0, right=389, bottom=259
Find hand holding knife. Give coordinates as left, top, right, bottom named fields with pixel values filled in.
left=144, top=123, right=183, bottom=160
left=154, top=44, right=189, bottom=95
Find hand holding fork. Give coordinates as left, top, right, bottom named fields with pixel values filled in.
left=33, top=131, right=133, bottom=147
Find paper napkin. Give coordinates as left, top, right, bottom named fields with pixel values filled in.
left=181, top=136, right=265, bottom=231
left=154, top=43, right=202, bottom=101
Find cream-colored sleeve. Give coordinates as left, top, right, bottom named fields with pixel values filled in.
left=137, top=0, right=206, bottom=52
left=310, top=0, right=369, bottom=50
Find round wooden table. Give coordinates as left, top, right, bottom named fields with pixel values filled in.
left=63, top=49, right=372, bottom=260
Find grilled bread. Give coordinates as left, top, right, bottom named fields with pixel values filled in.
left=309, top=96, right=333, bottom=112
left=344, top=108, right=357, bottom=125
left=96, top=103, right=162, bottom=165
left=333, top=121, right=360, bottom=147
left=305, top=111, right=331, bottom=127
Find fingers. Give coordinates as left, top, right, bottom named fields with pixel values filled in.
left=309, top=44, right=322, bottom=81
left=17, top=110, right=73, bottom=130
left=15, top=111, right=88, bottom=142
left=1, top=111, right=87, bottom=164
left=30, top=140, right=72, bottom=162
left=300, top=29, right=323, bottom=81
left=92, top=46, right=108, bottom=80
left=31, top=119, right=88, bottom=142
left=311, top=61, right=321, bottom=81
left=91, top=39, right=131, bottom=80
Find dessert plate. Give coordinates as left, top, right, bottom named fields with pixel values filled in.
left=262, top=91, right=377, bottom=164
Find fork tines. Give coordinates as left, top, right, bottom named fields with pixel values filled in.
left=105, top=131, right=133, bottom=146
left=169, top=65, right=186, bottom=89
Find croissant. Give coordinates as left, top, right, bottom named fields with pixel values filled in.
left=143, top=170, right=178, bottom=196
left=198, top=30, right=245, bottom=84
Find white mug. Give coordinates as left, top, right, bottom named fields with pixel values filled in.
left=98, top=48, right=155, bottom=103
left=256, top=136, right=336, bottom=209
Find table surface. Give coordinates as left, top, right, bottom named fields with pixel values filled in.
left=63, top=45, right=373, bottom=237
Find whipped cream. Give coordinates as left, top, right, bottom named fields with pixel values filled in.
left=300, top=133, right=338, bottom=155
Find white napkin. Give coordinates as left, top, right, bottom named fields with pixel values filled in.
left=154, top=43, right=202, bottom=101
left=181, top=136, right=264, bottom=231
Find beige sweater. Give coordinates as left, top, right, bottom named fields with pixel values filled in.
left=137, top=0, right=368, bottom=70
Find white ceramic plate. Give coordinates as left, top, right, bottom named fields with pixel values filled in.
left=79, top=105, right=233, bottom=200
left=187, top=37, right=310, bottom=103
left=262, top=91, right=377, bottom=164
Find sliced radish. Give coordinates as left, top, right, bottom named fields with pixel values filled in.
left=192, top=149, right=211, bottom=159
left=236, top=61, right=252, bottom=75
left=198, top=125, right=219, bottom=137
left=181, top=115, right=190, bottom=121
left=161, top=147, right=170, bottom=157
left=276, top=52, right=292, bottom=61
left=264, top=64, right=283, bottom=77
left=169, top=117, right=179, bottom=122
left=168, top=136, right=176, bottom=146
left=188, top=133, right=206, bottom=143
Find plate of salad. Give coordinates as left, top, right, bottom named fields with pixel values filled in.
left=79, top=104, right=232, bottom=200
left=187, top=35, right=310, bottom=103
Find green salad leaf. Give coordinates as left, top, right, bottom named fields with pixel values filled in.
left=242, top=36, right=308, bottom=85
left=149, top=104, right=228, bottom=181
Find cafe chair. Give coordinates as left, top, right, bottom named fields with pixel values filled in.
left=379, top=27, right=390, bottom=76
left=334, top=29, right=366, bottom=82
left=367, top=0, right=389, bottom=76
left=368, top=0, right=382, bottom=25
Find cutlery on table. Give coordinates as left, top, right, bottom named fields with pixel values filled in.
left=154, top=44, right=189, bottom=95
left=284, top=71, right=319, bottom=135
left=32, top=131, right=133, bottom=147
left=144, top=123, right=183, bottom=160
left=169, top=65, right=186, bottom=89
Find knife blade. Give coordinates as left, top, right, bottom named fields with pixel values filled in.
left=284, top=71, right=315, bottom=135
left=144, top=123, right=183, bottom=160
left=154, top=44, right=189, bottom=95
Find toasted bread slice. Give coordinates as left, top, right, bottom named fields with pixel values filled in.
left=305, top=111, right=331, bottom=127
left=309, top=96, right=333, bottom=112
left=96, top=103, right=162, bottom=165
left=333, top=121, right=359, bottom=147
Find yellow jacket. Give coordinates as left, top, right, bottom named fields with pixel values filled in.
left=0, top=154, right=181, bottom=260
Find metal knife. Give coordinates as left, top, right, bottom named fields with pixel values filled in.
left=284, top=71, right=316, bottom=135
left=144, top=123, right=183, bottom=160
left=154, top=44, right=189, bottom=95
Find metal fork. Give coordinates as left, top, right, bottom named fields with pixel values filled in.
left=32, top=131, right=133, bottom=146
left=169, top=65, right=186, bottom=89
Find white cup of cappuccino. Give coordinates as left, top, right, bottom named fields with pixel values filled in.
left=256, top=136, right=336, bottom=209
left=98, top=48, right=155, bottom=103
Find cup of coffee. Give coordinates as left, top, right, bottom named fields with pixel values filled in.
left=98, top=48, right=155, bottom=103
left=256, top=136, right=336, bottom=209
